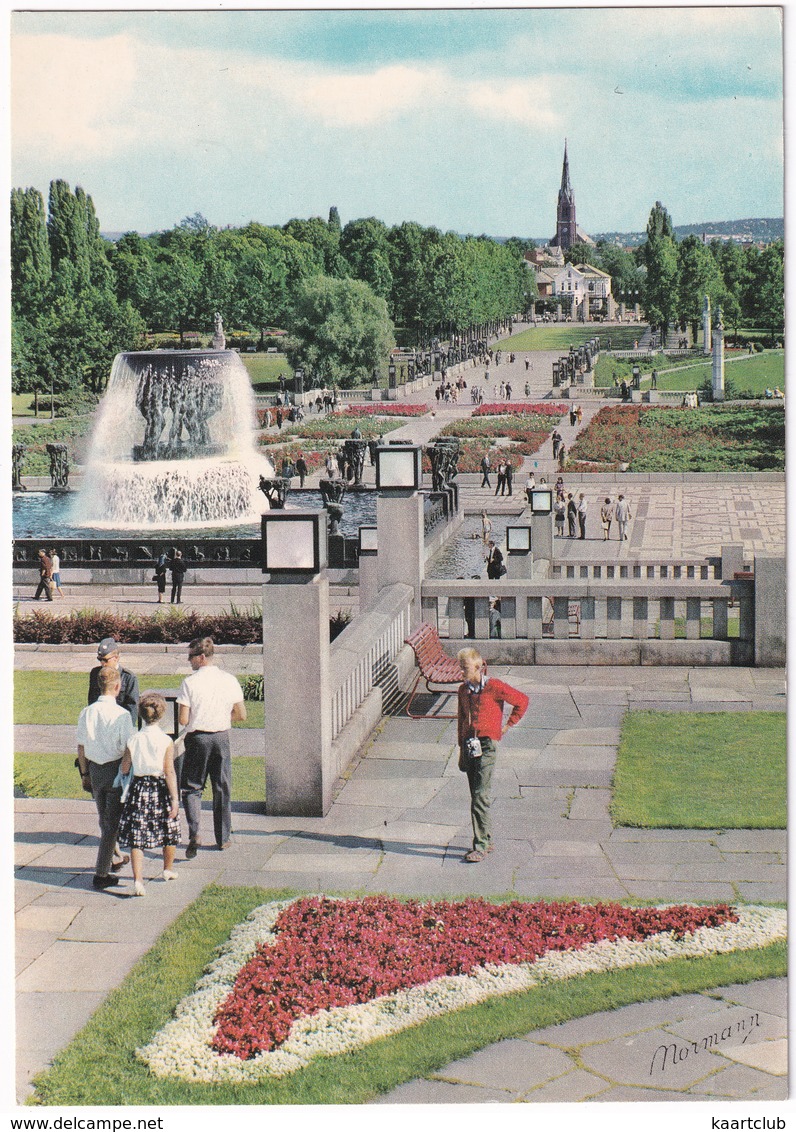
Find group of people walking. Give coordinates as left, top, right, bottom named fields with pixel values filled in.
left=553, top=485, right=633, bottom=542
left=76, top=635, right=245, bottom=895
left=34, top=548, right=65, bottom=601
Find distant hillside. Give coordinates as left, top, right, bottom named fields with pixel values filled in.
left=592, top=218, right=783, bottom=248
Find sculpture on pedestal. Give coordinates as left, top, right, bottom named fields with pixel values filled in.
left=319, top=477, right=347, bottom=536
left=426, top=438, right=460, bottom=493
left=46, top=443, right=70, bottom=491
left=12, top=443, right=26, bottom=491
left=342, top=439, right=368, bottom=488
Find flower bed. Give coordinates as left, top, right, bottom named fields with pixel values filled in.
left=568, top=405, right=785, bottom=472
left=440, top=415, right=558, bottom=443
left=137, top=895, right=785, bottom=1084
left=260, top=416, right=405, bottom=441
left=342, top=404, right=428, bottom=417
left=473, top=402, right=568, bottom=418
left=423, top=438, right=523, bottom=473
left=13, top=607, right=263, bottom=645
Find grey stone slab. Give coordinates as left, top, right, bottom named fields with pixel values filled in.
left=22, top=843, right=100, bottom=870
left=511, top=877, right=630, bottom=900
left=16, top=990, right=106, bottom=1058
left=627, top=692, right=694, bottom=703
left=688, top=1063, right=789, bottom=1096
left=710, top=979, right=787, bottom=1018
left=364, top=870, right=471, bottom=899
left=16, top=940, right=149, bottom=993
left=293, top=805, right=406, bottom=833
left=666, top=1005, right=787, bottom=1048
left=372, top=1079, right=511, bottom=1103
left=263, top=850, right=382, bottom=873
left=16, top=930, right=60, bottom=967
left=672, top=860, right=786, bottom=884
left=606, top=839, right=724, bottom=865
left=439, top=1038, right=573, bottom=1092
left=514, top=855, right=618, bottom=880
left=720, top=1038, right=788, bottom=1076
left=520, top=1067, right=612, bottom=1102
left=369, top=742, right=453, bottom=762
left=532, top=839, right=606, bottom=858
left=576, top=707, right=628, bottom=727
left=570, top=688, right=629, bottom=706
left=716, top=830, right=786, bottom=853
left=378, top=717, right=454, bottom=744
left=607, top=827, right=720, bottom=842
left=526, top=768, right=614, bottom=788
left=622, top=881, right=737, bottom=902
left=15, top=880, right=63, bottom=910
left=526, top=993, right=726, bottom=1047
left=549, top=727, right=621, bottom=746
left=569, top=789, right=613, bottom=821
left=359, top=820, right=460, bottom=847
left=505, top=728, right=562, bottom=749
left=15, top=866, right=86, bottom=888
left=537, top=745, right=618, bottom=766
left=579, top=1026, right=726, bottom=1089
left=333, top=777, right=446, bottom=808
left=353, top=758, right=448, bottom=780
left=592, top=1085, right=707, bottom=1101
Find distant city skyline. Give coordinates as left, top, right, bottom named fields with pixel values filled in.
left=11, top=7, right=784, bottom=238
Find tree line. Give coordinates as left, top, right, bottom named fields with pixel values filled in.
left=11, top=183, right=532, bottom=395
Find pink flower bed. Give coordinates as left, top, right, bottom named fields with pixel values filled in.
left=473, top=402, right=568, bottom=417
left=212, top=895, right=736, bottom=1060
left=343, top=404, right=428, bottom=417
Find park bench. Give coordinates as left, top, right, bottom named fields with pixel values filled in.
left=404, top=622, right=461, bottom=719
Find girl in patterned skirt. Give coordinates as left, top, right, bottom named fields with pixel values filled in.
left=118, top=692, right=181, bottom=896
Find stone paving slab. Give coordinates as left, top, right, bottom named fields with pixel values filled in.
left=721, top=1038, right=788, bottom=1075
left=712, top=978, right=788, bottom=1017
left=688, top=1062, right=788, bottom=1096
left=436, top=1038, right=573, bottom=1092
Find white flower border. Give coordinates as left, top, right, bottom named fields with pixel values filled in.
left=137, top=899, right=786, bottom=1084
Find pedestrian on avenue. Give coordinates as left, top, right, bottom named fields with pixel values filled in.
left=480, top=452, right=492, bottom=488
left=154, top=550, right=168, bottom=603
left=88, top=637, right=140, bottom=726
left=457, top=648, right=528, bottom=863
left=276, top=407, right=283, bottom=430
left=170, top=550, right=187, bottom=604
left=495, top=459, right=508, bottom=496
left=558, top=443, right=567, bottom=471
left=577, top=493, right=588, bottom=539
left=567, top=493, right=578, bottom=537
left=481, top=509, right=492, bottom=546
left=569, top=404, right=577, bottom=427
left=499, top=381, right=505, bottom=400
left=295, top=454, right=308, bottom=488
left=525, top=472, right=536, bottom=502
left=600, top=497, right=614, bottom=541
left=34, top=549, right=54, bottom=601
left=117, top=693, right=181, bottom=897
left=524, top=382, right=530, bottom=397
left=505, top=382, right=512, bottom=401
left=551, top=429, right=562, bottom=460
left=555, top=476, right=566, bottom=500
left=49, top=548, right=65, bottom=597
left=525, top=358, right=530, bottom=371
left=505, top=461, right=513, bottom=496
left=615, top=494, right=632, bottom=541
left=554, top=496, right=566, bottom=536
left=325, top=453, right=335, bottom=477
left=76, top=667, right=136, bottom=889
left=485, top=540, right=505, bottom=579
left=178, top=637, right=246, bottom=856
left=576, top=404, right=583, bottom=425
left=651, top=369, right=658, bottom=390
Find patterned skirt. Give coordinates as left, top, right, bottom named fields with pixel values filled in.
left=117, top=776, right=181, bottom=849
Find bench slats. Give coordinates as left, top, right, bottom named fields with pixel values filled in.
left=404, top=622, right=460, bottom=719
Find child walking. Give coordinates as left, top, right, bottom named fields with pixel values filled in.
left=117, top=692, right=181, bottom=896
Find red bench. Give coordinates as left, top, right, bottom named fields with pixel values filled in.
left=404, top=623, right=462, bottom=719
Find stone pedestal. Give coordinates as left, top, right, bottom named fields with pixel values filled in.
left=702, top=295, right=712, bottom=356
left=712, top=315, right=725, bottom=401
left=358, top=553, right=380, bottom=612
left=619, top=303, right=626, bottom=322
left=377, top=492, right=425, bottom=629
left=532, top=512, right=554, bottom=563
left=754, top=555, right=786, bottom=666
left=263, top=573, right=333, bottom=815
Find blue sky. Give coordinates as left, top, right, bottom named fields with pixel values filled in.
left=10, top=6, right=784, bottom=238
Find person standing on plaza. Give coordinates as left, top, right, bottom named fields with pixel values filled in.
left=170, top=550, right=187, bottom=604
left=551, top=429, right=561, bottom=460
left=457, top=648, right=528, bottom=863
left=34, top=549, right=54, bottom=601
left=569, top=404, right=577, bottom=427
left=525, top=471, right=536, bottom=503
left=88, top=637, right=140, bottom=726
left=558, top=443, right=567, bottom=471
left=178, top=637, right=246, bottom=856
left=554, top=495, right=566, bottom=537
left=117, top=692, right=181, bottom=897
left=495, top=459, right=508, bottom=497
left=480, top=452, right=491, bottom=488
left=615, top=494, right=632, bottom=541
left=295, top=454, right=308, bottom=488
left=505, top=460, right=513, bottom=496
left=154, top=550, right=168, bottom=603
left=76, top=668, right=136, bottom=889
left=577, top=493, right=588, bottom=539
left=485, top=540, right=505, bottom=579
left=566, top=493, right=578, bottom=537
left=600, top=497, right=614, bottom=541
left=576, top=404, right=583, bottom=425
left=481, top=509, right=492, bottom=546
left=49, top=548, right=65, bottom=597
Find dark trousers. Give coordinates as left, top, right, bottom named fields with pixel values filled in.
left=88, top=759, right=123, bottom=876
left=34, top=577, right=53, bottom=600
left=481, top=470, right=491, bottom=487
left=464, top=739, right=497, bottom=852
left=579, top=513, right=586, bottom=538
left=181, top=730, right=232, bottom=847
left=568, top=514, right=576, bottom=537
left=171, top=580, right=183, bottom=603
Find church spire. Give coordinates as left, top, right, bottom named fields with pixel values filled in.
left=553, top=140, right=577, bottom=250
left=560, top=139, right=572, bottom=196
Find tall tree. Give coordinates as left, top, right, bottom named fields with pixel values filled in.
left=676, top=235, right=723, bottom=343
left=10, top=187, right=51, bottom=314
left=642, top=201, right=678, bottom=340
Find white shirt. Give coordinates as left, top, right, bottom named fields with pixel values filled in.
left=177, top=664, right=243, bottom=733
left=51, top=554, right=60, bottom=573
left=77, top=695, right=135, bottom=765
left=127, top=723, right=172, bottom=776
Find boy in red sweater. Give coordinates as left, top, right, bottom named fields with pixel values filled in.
left=457, top=648, right=529, bottom=862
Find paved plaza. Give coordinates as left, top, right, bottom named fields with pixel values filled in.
left=13, top=346, right=787, bottom=1107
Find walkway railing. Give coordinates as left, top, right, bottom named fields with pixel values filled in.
left=550, top=559, right=722, bottom=581
left=329, top=583, right=413, bottom=740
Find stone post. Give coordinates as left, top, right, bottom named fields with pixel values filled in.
left=358, top=553, right=380, bottom=612
left=754, top=555, right=786, bottom=666
left=721, top=544, right=745, bottom=581
left=263, top=574, right=333, bottom=815
left=531, top=511, right=554, bottom=564
left=702, top=295, right=712, bottom=356
left=619, top=302, right=626, bottom=322
left=377, top=492, right=425, bottom=629
left=712, top=307, right=725, bottom=402
left=634, top=302, right=641, bottom=321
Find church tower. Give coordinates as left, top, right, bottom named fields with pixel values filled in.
left=552, top=141, right=578, bottom=250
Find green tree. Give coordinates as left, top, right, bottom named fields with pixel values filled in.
left=676, top=235, right=723, bottom=343
left=285, top=275, right=395, bottom=388
left=751, top=240, right=784, bottom=338
left=340, top=217, right=394, bottom=300
left=11, top=187, right=52, bottom=315
left=642, top=201, right=678, bottom=340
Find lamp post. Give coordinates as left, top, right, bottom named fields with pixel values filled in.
left=375, top=444, right=424, bottom=628
left=262, top=509, right=333, bottom=815
left=358, top=524, right=379, bottom=610
left=529, top=487, right=554, bottom=564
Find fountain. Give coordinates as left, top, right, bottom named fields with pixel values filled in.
left=74, top=341, right=274, bottom=529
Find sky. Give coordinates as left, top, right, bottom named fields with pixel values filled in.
left=9, top=6, right=785, bottom=239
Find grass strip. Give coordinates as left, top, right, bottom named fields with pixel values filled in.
left=612, top=711, right=785, bottom=828
left=29, top=885, right=786, bottom=1106
left=15, top=753, right=265, bottom=803
left=14, top=671, right=263, bottom=728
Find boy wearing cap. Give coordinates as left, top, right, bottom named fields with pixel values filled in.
left=88, top=637, right=139, bottom=726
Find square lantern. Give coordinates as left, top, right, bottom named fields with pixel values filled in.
left=261, top=510, right=327, bottom=575
left=506, top=526, right=532, bottom=554
left=375, top=444, right=422, bottom=492
left=358, top=525, right=378, bottom=556
left=530, top=489, right=554, bottom=515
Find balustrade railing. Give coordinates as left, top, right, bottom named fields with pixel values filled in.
left=550, top=559, right=721, bottom=582
left=329, top=584, right=412, bottom=740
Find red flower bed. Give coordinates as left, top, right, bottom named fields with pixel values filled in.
left=212, top=895, right=736, bottom=1060
left=343, top=404, right=428, bottom=417
left=473, top=402, right=568, bottom=417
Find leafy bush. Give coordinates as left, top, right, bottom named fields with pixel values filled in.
left=239, top=674, right=264, bottom=700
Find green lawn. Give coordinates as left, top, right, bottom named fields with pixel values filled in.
left=14, top=671, right=263, bottom=729
left=612, top=712, right=785, bottom=828
left=652, top=351, right=784, bottom=394
left=15, top=752, right=265, bottom=802
left=28, top=883, right=785, bottom=1106
left=502, top=324, right=644, bottom=352
left=240, top=353, right=294, bottom=391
